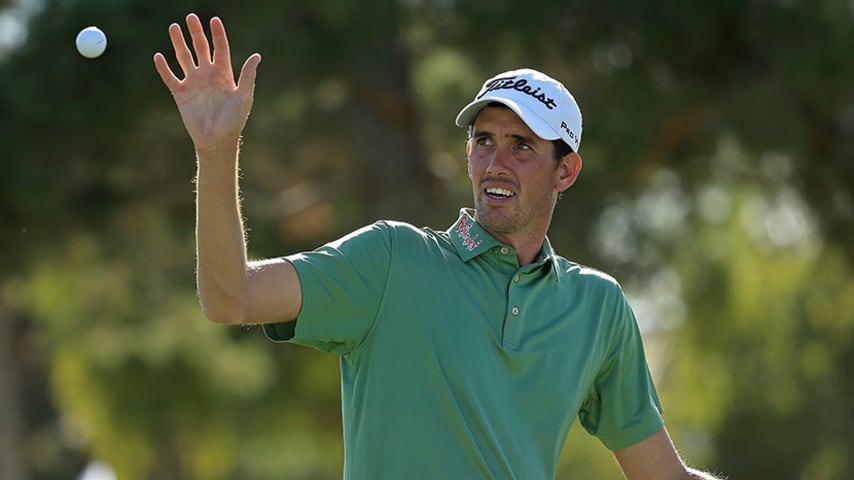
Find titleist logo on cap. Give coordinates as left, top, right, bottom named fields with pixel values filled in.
left=477, top=76, right=558, bottom=110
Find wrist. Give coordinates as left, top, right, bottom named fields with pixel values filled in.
left=194, top=136, right=242, bottom=158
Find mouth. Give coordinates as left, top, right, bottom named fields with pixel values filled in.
left=485, top=187, right=516, bottom=200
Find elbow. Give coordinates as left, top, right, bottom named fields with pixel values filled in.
left=198, top=295, right=246, bottom=325
left=197, top=276, right=249, bottom=324
left=201, top=307, right=243, bottom=325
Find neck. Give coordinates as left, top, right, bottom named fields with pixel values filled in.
left=481, top=227, right=547, bottom=266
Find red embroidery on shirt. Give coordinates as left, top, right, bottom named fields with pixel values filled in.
left=456, top=217, right=482, bottom=252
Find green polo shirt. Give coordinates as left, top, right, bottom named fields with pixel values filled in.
left=264, top=209, right=663, bottom=479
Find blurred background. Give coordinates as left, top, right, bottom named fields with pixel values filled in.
left=1, top=0, right=853, bottom=478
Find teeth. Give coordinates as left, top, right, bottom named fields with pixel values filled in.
left=486, top=187, right=514, bottom=197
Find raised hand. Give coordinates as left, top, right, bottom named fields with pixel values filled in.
left=153, top=14, right=261, bottom=151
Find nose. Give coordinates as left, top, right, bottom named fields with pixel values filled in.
left=486, top=145, right=511, bottom=176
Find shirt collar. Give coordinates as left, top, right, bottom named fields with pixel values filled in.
left=447, top=208, right=560, bottom=280
left=536, top=235, right=561, bottom=281
left=447, top=208, right=500, bottom=262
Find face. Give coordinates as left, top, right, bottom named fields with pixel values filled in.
left=466, top=106, right=581, bottom=244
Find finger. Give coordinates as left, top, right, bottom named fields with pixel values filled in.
left=209, top=17, right=233, bottom=74
left=186, top=13, right=212, bottom=65
left=237, top=53, right=262, bottom=95
left=153, top=52, right=181, bottom=91
left=169, top=22, right=196, bottom=76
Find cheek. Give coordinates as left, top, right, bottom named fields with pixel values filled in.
left=529, top=171, right=560, bottom=196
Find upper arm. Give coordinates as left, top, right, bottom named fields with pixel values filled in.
left=243, top=257, right=302, bottom=325
left=614, top=427, right=687, bottom=480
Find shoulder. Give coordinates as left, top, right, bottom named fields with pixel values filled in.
left=554, top=257, right=623, bottom=292
left=378, top=219, right=422, bottom=235
left=329, top=220, right=452, bottom=256
left=324, top=220, right=416, bottom=248
left=376, top=220, right=454, bottom=248
left=551, top=257, right=634, bottom=320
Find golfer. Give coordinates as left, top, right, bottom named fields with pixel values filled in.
left=154, top=13, right=725, bottom=480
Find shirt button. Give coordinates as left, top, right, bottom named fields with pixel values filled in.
left=500, top=247, right=509, bottom=255
left=511, top=306, right=520, bottom=316
left=513, top=274, right=520, bottom=283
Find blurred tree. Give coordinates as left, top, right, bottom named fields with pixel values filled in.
left=666, top=180, right=854, bottom=479
left=588, top=137, right=854, bottom=478
left=0, top=303, right=26, bottom=480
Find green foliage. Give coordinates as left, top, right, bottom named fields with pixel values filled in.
left=1, top=0, right=852, bottom=478
left=667, top=195, right=854, bottom=479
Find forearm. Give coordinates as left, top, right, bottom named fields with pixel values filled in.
left=616, top=428, right=726, bottom=480
left=155, top=14, right=264, bottom=323
left=194, top=139, right=249, bottom=323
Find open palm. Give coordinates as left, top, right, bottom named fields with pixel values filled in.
left=153, top=14, right=261, bottom=151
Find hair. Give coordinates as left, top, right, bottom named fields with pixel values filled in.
left=551, top=138, right=574, bottom=161
left=467, top=102, right=575, bottom=162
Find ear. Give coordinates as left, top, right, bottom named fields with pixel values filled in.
left=556, top=152, right=582, bottom=192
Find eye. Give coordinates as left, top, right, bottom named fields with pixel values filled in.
left=514, top=140, right=534, bottom=152
left=473, top=136, right=494, bottom=147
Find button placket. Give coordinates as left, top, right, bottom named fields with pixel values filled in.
left=503, top=270, right=525, bottom=348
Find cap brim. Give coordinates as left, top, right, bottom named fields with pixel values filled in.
left=454, top=97, right=561, bottom=142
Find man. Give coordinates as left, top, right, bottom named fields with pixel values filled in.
left=154, top=13, right=725, bottom=480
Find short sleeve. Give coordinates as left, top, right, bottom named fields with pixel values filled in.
left=578, top=284, right=664, bottom=451
left=262, top=222, right=392, bottom=355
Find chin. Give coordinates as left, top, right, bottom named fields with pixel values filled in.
left=475, top=210, right=517, bottom=235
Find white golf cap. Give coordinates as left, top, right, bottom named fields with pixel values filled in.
left=455, top=68, right=582, bottom=152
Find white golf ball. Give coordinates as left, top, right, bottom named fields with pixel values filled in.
left=76, top=26, right=107, bottom=58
